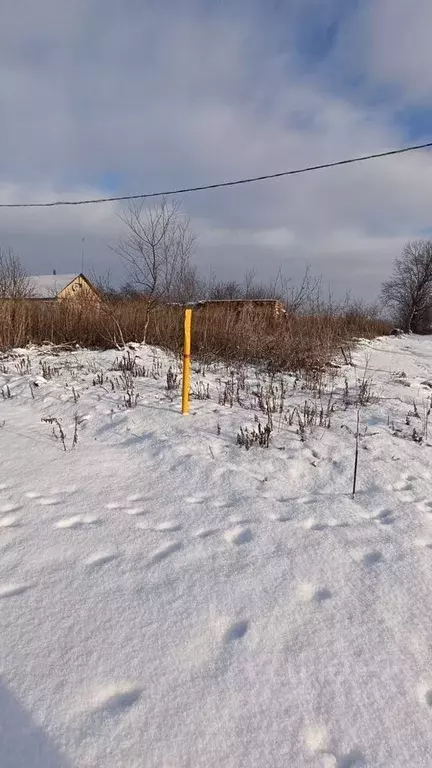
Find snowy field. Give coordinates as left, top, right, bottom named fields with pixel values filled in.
left=1, top=334, right=432, bottom=767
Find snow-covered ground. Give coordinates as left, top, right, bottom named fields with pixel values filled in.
left=1, top=334, right=432, bottom=768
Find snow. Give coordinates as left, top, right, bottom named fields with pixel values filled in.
left=28, top=274, right=78, bottom=299
left=0, top=334, right=432, bottom=767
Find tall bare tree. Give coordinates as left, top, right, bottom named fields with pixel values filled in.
left=0, top=247, right=33, bottom=298
left=381, top=240, right=432, bottom=332
left=113, top=197, right=196, bottom=341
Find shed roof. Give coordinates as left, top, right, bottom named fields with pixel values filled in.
left=29, top=274, right=79, bottom=299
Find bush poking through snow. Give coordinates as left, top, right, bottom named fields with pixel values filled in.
left=41, top=416, right=67, bottom=451
left=122, top=376, right=139, bottom=408
left=237, top=416, right=273, bottom=450
left=192, top=381, right=210, bottom=400
left=166, top=366, right=179, bottom=391
left=112, top=351, right=146, bottom=377
left=15, top=356, right=32, bottom=375
left=41, top=414, right=82, bottom=450
left=39, top=360, right=60, bottom=380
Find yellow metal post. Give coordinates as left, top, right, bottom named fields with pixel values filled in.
left=181, top=307, right=192, bottom=414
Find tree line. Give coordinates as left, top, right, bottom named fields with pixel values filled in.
left=1, top=197, right=432, bottom=334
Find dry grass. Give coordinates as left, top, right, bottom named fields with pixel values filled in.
left=0, top=298, right=390, bottom=373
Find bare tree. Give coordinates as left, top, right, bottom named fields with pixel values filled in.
left=0, top=247, right=34, bottom=298
left=273, top=266, right=322, bottom=314
left=88, top=268, right=120, bottom=300
left=242, top=270, right=278, bottom=299
left=208, top=279, right=242, bottom=300
left=205, top=266, right=322, bottom=308
left=112, top=197, right=196, bottom=341
left=381, top=240, right=432, bottom=332
left=170, top=263, right=203, bottom=304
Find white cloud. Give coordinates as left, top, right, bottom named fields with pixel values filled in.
left=367, top=0, right=432, bottom=102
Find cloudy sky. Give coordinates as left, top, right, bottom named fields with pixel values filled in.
left=1, top=0, right=432, bottom=298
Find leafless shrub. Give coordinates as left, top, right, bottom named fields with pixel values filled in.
left=340, top=346, right=353, bottom=366
left=0, top=247, right=34, bottom=298
left=112, top=371, right=140, bottom=407
left=151, top=357, right=163, bottom=379
left=237, top=416, right=272, bottom=450
left=357, top=377, right=375, bottom=406
left=412, top=427, right=423, bottom=444
left=42, top=416, right=67, bottom=451
left=39, top=361, right=60, bottom=380
left=112, top=350, right=146, bottom=377
left=15, top=356, right=31, bottom=375
left=93, top=371, right=106, bottom=386
left=72, top=415, right=79, bottom=448
left=166, top=366, right=179, bottom=390
left=121, top=375, right=139, bottom=408
left=191, top=381, right=210, bottom=400
left=285, top=397, right=333, bottom=440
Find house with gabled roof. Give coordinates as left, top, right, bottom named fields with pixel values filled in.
left=28, top=273, right=100, bottom=302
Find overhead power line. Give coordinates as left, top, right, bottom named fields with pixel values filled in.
left=1, top=140, right=431, bottom=209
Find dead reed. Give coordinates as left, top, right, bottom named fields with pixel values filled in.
left=0, top=298, right=389, bottom=374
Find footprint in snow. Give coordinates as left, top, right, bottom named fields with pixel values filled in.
left=85, top=552, right=119, bottom=567
left=362, top=550, right=383, bottom=566
left=125, top=507, right=148, bottom=516
left=0, top=515, right=20, bottom=528
left=417, top=683, right=432, bottom=709
left=223, top=526, right=253, bottom=546
left=228, top=514, right=254, bottom=525
left=304, top=725, right=365, bottom=767
left=193, top=527, right=219, bottom=539
left=136, top=520, right=182, bottom=533
left=297, top=583, right=332, bottom=603
left=417, top=500, right=432, bottom=513
left=152, top=521, right=182, bottom=532
left=37, top=497, right=62, bottom=507
left=90, top=682, right=141, bottom=713
left=223, top=620, right=249, bottom=643
left=126, top=493, right=145, bottom=503
left=338, top=749, right=366, bottom=767
left=425, top=690, right=432, bottom=708
left=0, top=503, right=22, bottom=514
left=55, top=515, right=99, bottom=529
left=373, top=509, right=394, bottom=525
left=268, top=510, right=292, bottom=522
left=303, top=518, right=328, bottom=531
left=389, top=479, right=412, bottom=493
left=304, top=724, right=329, bottom=754
left=212, top=499, right=231, bottom=509
left=148, top=541, right=183, bottom=564
left=0, top=583, right=33, bottom=599
left=414, top=538, right=432, bottom=550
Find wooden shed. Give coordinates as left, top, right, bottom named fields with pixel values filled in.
left=193, top=298, right=286, bottom=324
